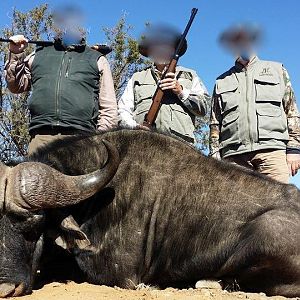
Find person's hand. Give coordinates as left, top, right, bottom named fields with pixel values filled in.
left=211, top=151, right=221, bottom=160
left=9, top=35, right=28, bottom=54
left=287, top=153, right=300, bottom=176
left=137, top=124, right=151, bottom=131
left=91, top=45, right=99, bottom=50
left=159, top=72, right=183, bottom=95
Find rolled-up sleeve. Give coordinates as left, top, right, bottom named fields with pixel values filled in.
left=118, top=77, right=139, bottom=128
left=97, top=56, right=118, bottom=131
left=177, top=74, right=210, bottom=117
left=282, top=66, right=300, bottom=152
left=209, top=86, right=222, bottom=158
left=5, top=52, right=34, bottom=93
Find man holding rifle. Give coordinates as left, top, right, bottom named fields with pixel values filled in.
left=4, top=7, right=118, bottom=155
left=119, top=23, right=210, bottom=144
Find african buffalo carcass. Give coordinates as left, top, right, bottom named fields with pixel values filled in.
left=0, top=129, right=299, bottom=298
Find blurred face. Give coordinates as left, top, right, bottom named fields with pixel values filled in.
left=148, top=43, right=175, bottom=65
left=229, top=38, right=255, bottom=61
left=220, top=25, right=262, bottom=62
left=52, top=4, right=85, bottom=40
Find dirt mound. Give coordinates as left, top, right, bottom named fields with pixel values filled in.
left=17, top=281, right=299, bottom=300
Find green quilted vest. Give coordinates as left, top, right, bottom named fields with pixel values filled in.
left=29, top=43, right=102, bottom=132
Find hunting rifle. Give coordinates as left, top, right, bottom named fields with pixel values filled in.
left=0, top=38, right=112, bottom=55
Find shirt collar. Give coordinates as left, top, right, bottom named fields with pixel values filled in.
left=151, top=64, right=168, bottom=79
left=235, top=55, right=259, bottom=71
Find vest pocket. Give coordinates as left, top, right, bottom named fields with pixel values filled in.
left=135, top=99, right=151, bottom=115
left=255, top=75, right=288, bottom=140
left=220, top=110, right=240, bottom=148
left=216, top=79, right=240, bottom=148
left=254, top=76, right=281, bottom=101
left=256, top=103, right=288, bottom=140
left=134, top=84, right=156, bottom=103
left=216, top=80, right=239, bottom=113
left=254, top=74, right=288, bottom=141
left=134, top=99, right=151, bottom=124
left=169, top=105, right=195, bottom=140
left=256, top=104, right=281, bottom=117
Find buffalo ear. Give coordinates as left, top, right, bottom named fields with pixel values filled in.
left=53, top=215, right=93, bottom=251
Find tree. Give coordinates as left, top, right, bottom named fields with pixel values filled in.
left=103, top=15, right=150, bottom=99
left=195, top=103, right=211, bottom=153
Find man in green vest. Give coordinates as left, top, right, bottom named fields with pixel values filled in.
left=119, top=25, right=210, bottom=145
left=209, top=24, right=300, bottom=183
left=5, top=30, right=118, bottom=155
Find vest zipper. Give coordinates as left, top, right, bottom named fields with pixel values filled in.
left=65, top=57, right=72, bottom=78
left=55, top=51, right=67, bottom=125
left=245, top=70, right=253, bottom=149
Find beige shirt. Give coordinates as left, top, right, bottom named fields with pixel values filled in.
left=5, top=51, right=118, bottom=131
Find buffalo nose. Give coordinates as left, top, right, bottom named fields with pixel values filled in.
left=0, top=282, right=25, bottom=298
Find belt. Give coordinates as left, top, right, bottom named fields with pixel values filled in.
left=30, top=126, right=92, bottom=138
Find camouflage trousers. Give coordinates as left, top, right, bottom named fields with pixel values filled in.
left=225, top=149, right=290, bottom=184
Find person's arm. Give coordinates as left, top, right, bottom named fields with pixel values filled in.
left=118, top=77, right=141, bottom=129
left=209, top=86, right=222, bottom=159
left=4, top=35, right=34, bottom=94
left=97, top=56, right=119, bottom=131
left=177, top=75, right=210, bottom=117
left=282, top=66, right=300, bottom=176
left=159, top=72, right=209, bottom=117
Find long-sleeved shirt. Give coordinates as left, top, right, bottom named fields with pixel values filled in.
left=209, top=57, right=300, bottom=158
left=119, top=65, right=209, bottom=129
left=5, top=51, right=118, bottom=131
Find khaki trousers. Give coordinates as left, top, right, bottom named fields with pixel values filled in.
left=28, top=134, right=73, bottom=156
left=225, top=150, right=290, bottom=184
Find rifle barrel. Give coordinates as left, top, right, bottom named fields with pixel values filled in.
left=0, top=38, right=112, bottom=55
left=0, top=38, right=54, bottom=46
left=174, top=8, right=198, bottom=60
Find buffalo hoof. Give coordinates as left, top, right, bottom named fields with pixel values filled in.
left=0, top=283, right=26, bottom=298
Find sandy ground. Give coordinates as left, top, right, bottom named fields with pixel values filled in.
left=15, top=282, right=299, bottom=300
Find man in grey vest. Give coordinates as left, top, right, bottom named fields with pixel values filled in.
left=209, top=24, right=300, bottom=183
left=5, top=29, right=118, bottom=155
left=119, top=25, right=210, bottom=144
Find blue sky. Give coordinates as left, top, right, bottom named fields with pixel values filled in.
left=1, top=0, right=300, bottom=186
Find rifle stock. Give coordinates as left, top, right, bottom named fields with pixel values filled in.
left=143, top=8, right=198, bottom=128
